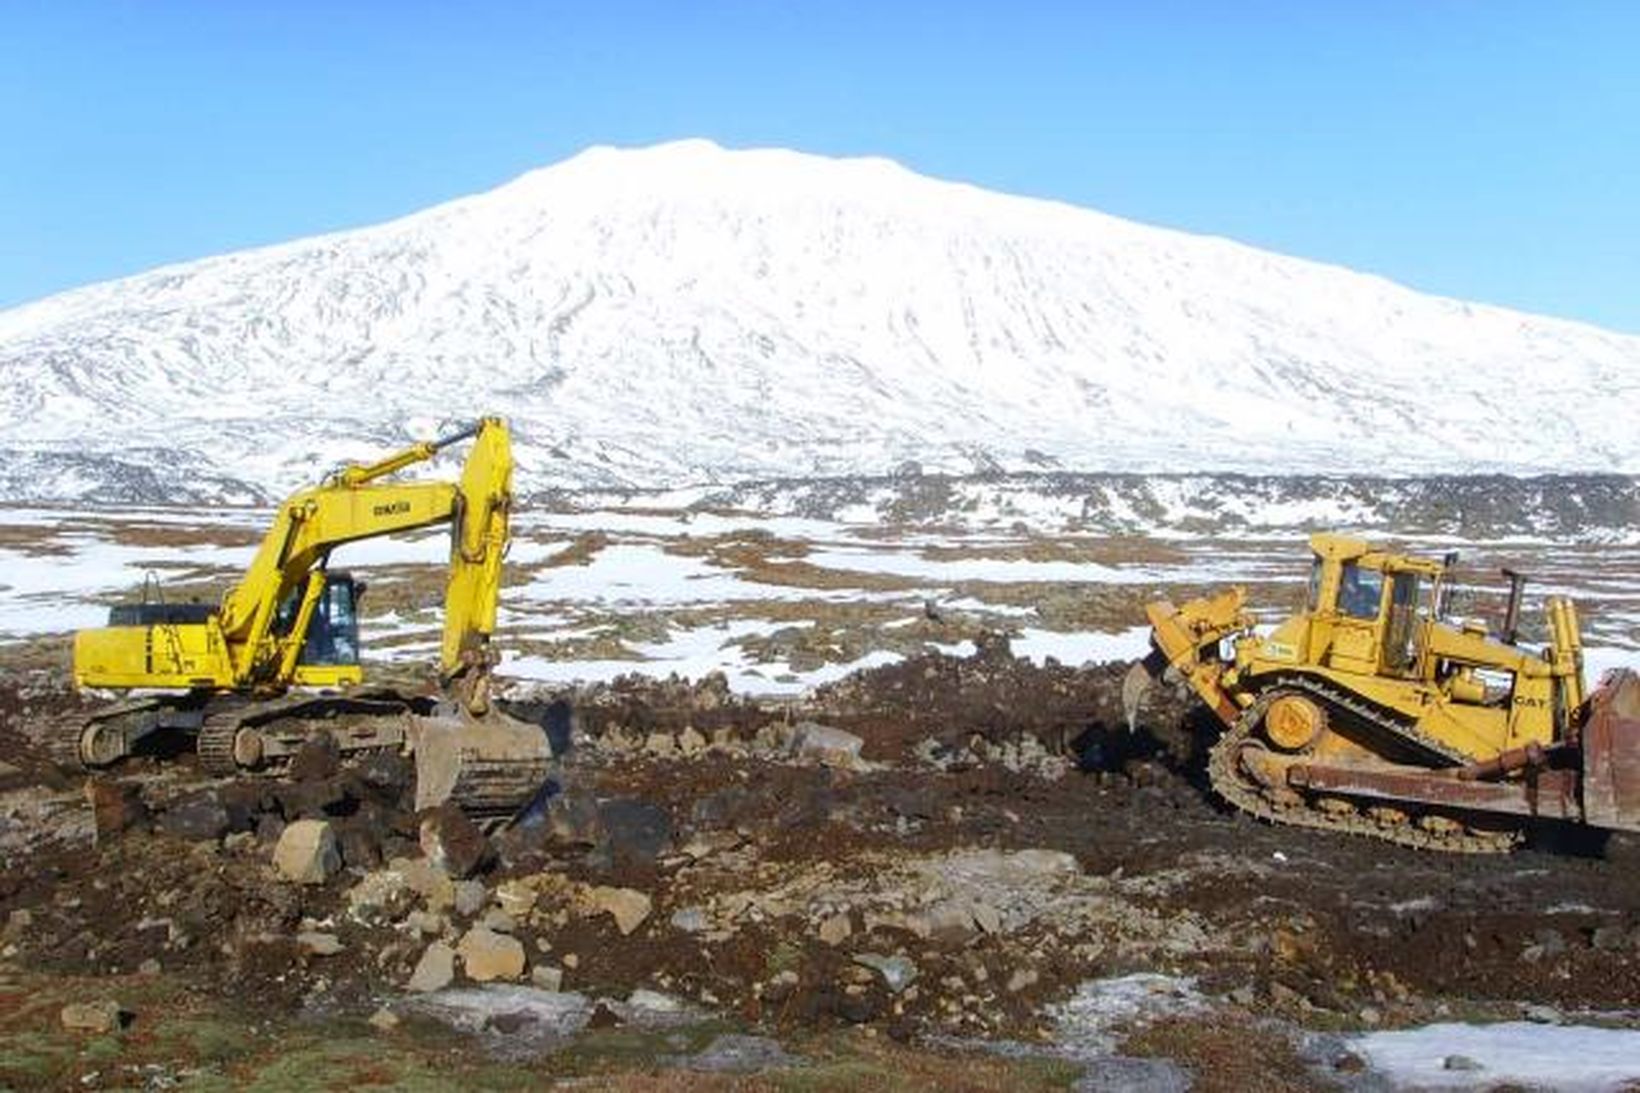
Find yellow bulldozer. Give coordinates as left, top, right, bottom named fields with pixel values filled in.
left=1127, top=532, right=1640, bottom=852
left=62, top=417, right=555, bottom=818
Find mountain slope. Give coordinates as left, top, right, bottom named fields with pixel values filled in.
left=2, top=139, right=1637, bottom=502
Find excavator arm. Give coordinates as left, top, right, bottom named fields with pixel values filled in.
left=439, top=417, right=513, bottom=710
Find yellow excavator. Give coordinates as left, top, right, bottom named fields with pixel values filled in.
left=63, top=417, right=554, bottom=817
left=1127, top=532, right=1640, bottom=852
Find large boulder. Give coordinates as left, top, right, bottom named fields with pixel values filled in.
left=456, top=926, right=526, bottom=982
left=85, top=780, right=148, bottom=843
left=789, top=722, right=866, bottom=770
left=407, top=940, right=456, bottom=992
left=273, top=778, right=351, bottom=820
left=596, top=798, right=673, bottom=867
left=157, top=791, right=231, bottom=842
left=60, top=1000, right=126, bottom=1033
left=286, top=731, right=340, bottom=782
left=273, top=820, right=341, bottom=885
left=419, top=803, right=493, bottom=879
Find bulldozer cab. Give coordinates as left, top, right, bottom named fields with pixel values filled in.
left=1301, top=534, right=1443, bottom=680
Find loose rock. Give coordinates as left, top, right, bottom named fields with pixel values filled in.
left=596, top=797, right=673, bottom=867
left=789, top=721, right=866, bottom=770
left=297, top=931, right=343, bottom=957
left=453, top=879, right=489, bottom=917
left=585, top=886, right=653, bottom=935
left=274, top=820, right=341, bottom=885
left=157, top=790, right=232, bottom=842
left=86, top=780, right=148, bottom=843
left=408, top=941, right=456, bottom=993
left=60, top=1000, right=125, bottom=1034
left=419, top=803, right=493, bottom=879
left=818, top=913, right=853, bottom=946
left=854, top=953, right=918, bottom=994
left=287, top=731, right=340, bottom=782
left=457, top=926, right=526, bottom=982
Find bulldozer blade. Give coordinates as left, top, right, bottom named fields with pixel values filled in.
left=1581, top=669, right=1640, bottom=833
left=408, top=708, right=557, bottom=821
left=1121, top=648, right=1169, bottom=732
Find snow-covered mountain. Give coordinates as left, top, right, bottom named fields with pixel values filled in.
left=2, top=138, right=1637, bottom=504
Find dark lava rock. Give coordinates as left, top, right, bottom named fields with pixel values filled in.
left=418, top=802, right=493, bottom=879
left=157, top=791, right=232, bottom=842
left=255, top=813, right=287, bottom=844
left=354, top=752, right=415, bottom=802
left=334, top=817, right=384, bottom=870
left=286, top=731, right=340, bottom=783
left=596, top=797, right=673, bottom=867
left=85, top=780, right=148, bottom=843
left=545, top=786, right=600, bottom=847
left=218, top=781, right=270, bottom=832
left=273, top=778, right=352, bottom=820
left=691, top=786, right=752, bottom=830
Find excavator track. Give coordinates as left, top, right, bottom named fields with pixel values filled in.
left=1208, top=677, right=1524, bottom=854
left=47, top=698, right=198, bottom=773
left=192, top=689, right=422, bottom=777
left=189, top=689, right=556, bottom=820
left=195, top=717, right=243, bottom=777
left=46, top=721, right=93, bottom=773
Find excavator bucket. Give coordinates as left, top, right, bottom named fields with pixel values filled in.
left=1580, top=670, right=1640, bottom=833
left=408, top=706, right=559, bottom=820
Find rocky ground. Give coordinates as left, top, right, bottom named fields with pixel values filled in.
left=3, top=639, right=1640, bottom=1090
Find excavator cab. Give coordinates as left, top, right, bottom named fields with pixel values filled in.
left=271, top=572, right=365, bottom=686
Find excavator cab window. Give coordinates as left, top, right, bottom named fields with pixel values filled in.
left=301, top=577, right=360, bottom=667
left=1338, top=563, right=1383, bottom=620
left=271, top=576, right=362, bottom=667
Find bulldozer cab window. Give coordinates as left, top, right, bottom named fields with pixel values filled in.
left=1339, top=563, right=1383, bottom=620
left=1306, top=558, right=1323, bottom=611
left=1384, top=572, right=1421, bottom=670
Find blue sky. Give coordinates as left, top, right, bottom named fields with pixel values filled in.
left=3, top=2, right=1637, bottom=331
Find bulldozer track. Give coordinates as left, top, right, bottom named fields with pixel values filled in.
left=1207, top=676, right=1524, bottom=854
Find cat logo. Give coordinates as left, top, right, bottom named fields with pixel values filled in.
left=372, top=500, right=412, bottom=517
